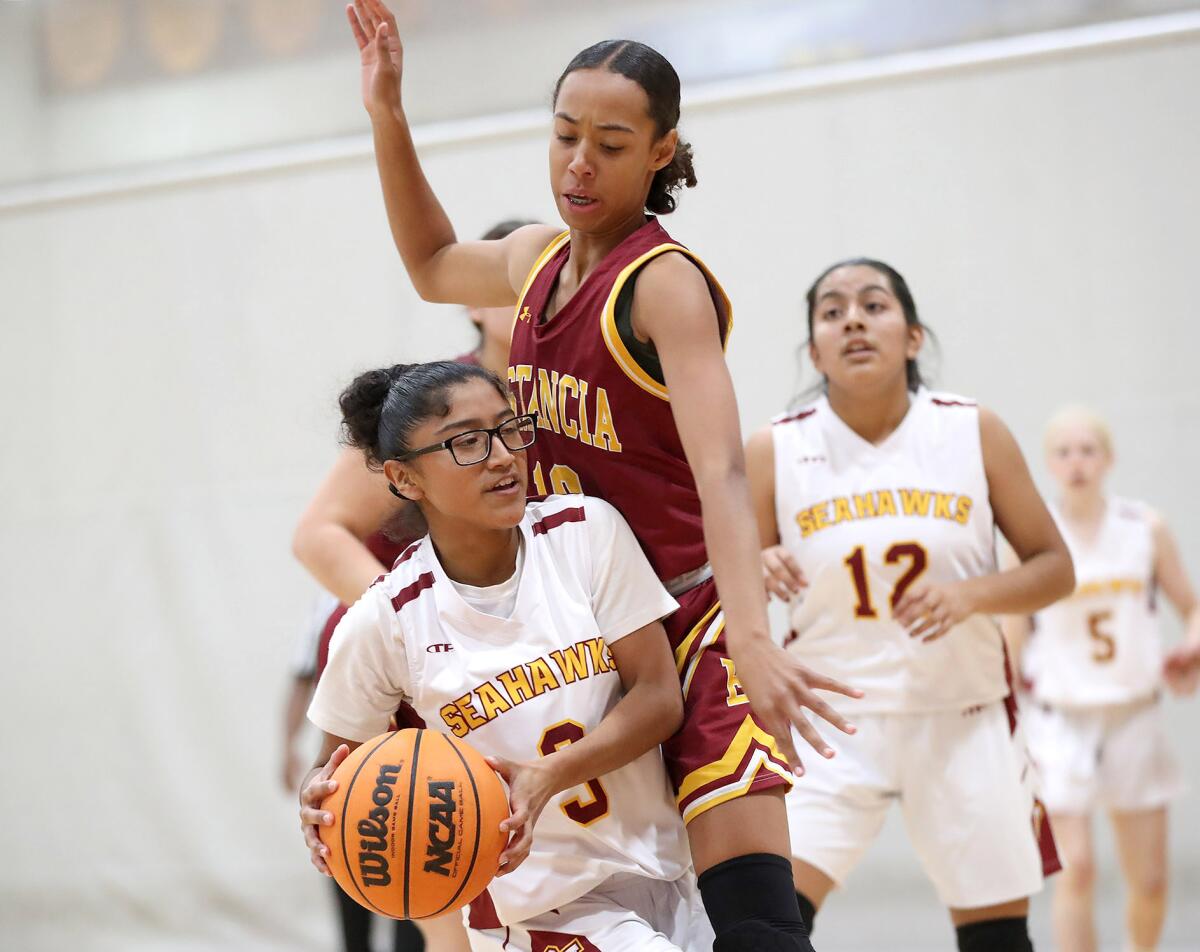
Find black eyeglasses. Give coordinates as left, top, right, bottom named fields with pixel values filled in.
left=392, top=413, right=538, bottom=466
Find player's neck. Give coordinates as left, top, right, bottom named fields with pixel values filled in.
left=563, top=212, right=648, bottom=286
left=475, top=336, right=509, bottom=380
left=826, top=379, right=912, bottom=446
left=428, top=523, right=521, bottom=587
left=1059, top=490, right=1106, bottom=525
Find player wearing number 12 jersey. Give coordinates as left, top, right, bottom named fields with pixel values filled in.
left=747, top=259, right=1074, bottom=952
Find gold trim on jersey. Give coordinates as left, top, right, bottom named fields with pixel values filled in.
left=511, top=230, right=571, bottom=337
left=673, top=600, right=722, bottom=674
left=600, top=244, right=734, bottom=402
left=676, top=715, right=792, bottom=825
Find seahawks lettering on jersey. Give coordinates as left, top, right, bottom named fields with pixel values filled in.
left=772, top=389, right=1008, bottom=713
left=311, top=496, right=688, bottom=926
left=1025, top=498, right=1161, bottom=707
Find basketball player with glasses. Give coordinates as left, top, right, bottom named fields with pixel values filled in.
left=300, top=361, right=714, bottom=950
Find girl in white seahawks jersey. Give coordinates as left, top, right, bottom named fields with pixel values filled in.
left=299, top=361, right=712, bottom=952
left=746, top=259, right=1075, bottom=952
left=1004, top=407, right=1200, bottom=952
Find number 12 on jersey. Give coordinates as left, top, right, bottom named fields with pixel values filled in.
left=843, top=543, right=929, bottom=618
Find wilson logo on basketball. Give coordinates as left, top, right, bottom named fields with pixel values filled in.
left=423, top=780, right=458, bottom=876
left=427, top=643, right=454, bottom=653
left=356, top=763, right=401, bottom=887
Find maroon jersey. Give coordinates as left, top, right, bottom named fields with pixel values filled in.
left=507, top=219, right=730, bottom=581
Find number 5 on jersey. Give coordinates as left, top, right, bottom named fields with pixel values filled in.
left=538, top=720, right=609, bottom=825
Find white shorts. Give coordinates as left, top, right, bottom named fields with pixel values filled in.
left=786, top=699, right=1053, bottom=910
left=467, top=871, right=712, bottom=952
left=1024, top=696, right=1184, bottom=815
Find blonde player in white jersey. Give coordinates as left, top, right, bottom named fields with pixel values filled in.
left=1004, top=407, right=1200, bottom=952
left=299, top=359, right=712, bottom=952
left=746, top=259, right=1075, bottom=952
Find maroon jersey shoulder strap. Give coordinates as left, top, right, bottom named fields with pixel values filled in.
left=598, top=241, right=733, bottom=402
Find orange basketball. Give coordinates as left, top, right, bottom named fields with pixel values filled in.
left=319, top=729, right=509, bottom=919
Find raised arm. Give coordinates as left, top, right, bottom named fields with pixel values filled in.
left=634, top=253, right=859, bottom=772
left=347, top=0, right=558, bottom=304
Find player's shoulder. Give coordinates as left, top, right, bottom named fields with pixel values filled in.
left=771, top=398, right=822, bottom=427
left=1110, top=496, right=1159, bottom=528
left=526, top=493, right=616, bottom=539
left=369, top=537, right=437, bottom=616
left=922, top=388, right=979, bottom=411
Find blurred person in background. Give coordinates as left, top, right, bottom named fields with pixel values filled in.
left=747, top=258, right=1074, bottom=952
left=1004, top=406, right=1200, bottom=952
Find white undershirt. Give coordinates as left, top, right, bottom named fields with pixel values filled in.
left=447, top=539, right=524, bottom=619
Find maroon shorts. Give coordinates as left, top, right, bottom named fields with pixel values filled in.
left=661, top=577, right=792, bottom=824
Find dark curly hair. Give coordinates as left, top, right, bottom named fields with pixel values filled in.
left=553, top=40, right=696, bottom=215
left=338, top=361, right=509, bottom=469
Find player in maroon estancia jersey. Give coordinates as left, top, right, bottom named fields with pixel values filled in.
left=344, top=2, right=861, bottom=948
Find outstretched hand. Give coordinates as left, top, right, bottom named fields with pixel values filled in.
left=346, top=0, right=404, bottom=118
left=731, top=638, right=861, bottom=775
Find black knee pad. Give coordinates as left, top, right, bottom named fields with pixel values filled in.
left=713, top=921, right=814, bottom=952
left=795, top=891, right=816, bottom=933
left=955, top=916, right=1033, bottom=952
left=698, top=853, right=811, bottom=948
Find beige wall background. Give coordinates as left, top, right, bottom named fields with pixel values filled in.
left=1, top=16, right=1197, bottom=951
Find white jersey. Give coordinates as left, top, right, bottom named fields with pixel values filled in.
left=308, top=495, right=689, bottom=926
left=773, top=389, right=1008, bottom=713
left=1025, top=497, right=1162, bottom=707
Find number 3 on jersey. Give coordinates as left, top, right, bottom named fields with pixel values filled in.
left=532, top=461, right=583, bottom=496
left=538, top=720, right=609, bottom=825
left=843, top=542, right=929, bottom=618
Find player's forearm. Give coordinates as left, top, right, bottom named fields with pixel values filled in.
left=695, top=465, right=774, bottom=650
left=963, top=550, right=1074, bottom=617
left=292, top=524, right=385, bottom=605
left=371, top=108, right=458, bottom=301
left=542, top=681, right=681, bottom=794
left=1183, top=605, right=1200, bottom=648
left=283, top=677, right=315, bottom=746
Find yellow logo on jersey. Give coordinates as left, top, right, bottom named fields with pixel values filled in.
left=1071, top=577, right=1145, bottom=599
left=508, top=364, right=623, bottom=453
left=438, top=637, right=616, bottom=738
left=795, top=488, right=974, bottom=538
left=517, top=305, right=532, bottom=323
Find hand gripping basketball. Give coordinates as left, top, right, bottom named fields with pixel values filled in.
left=303, top=730, right=510, bottom=920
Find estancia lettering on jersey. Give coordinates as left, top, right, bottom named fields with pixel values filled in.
left=1025, top=498, right=1162, bottom=707
left=507, top=218, right=731, bottom=582
left=773, top=389, right=1008, bottom=713
left=507, top=220, right=793, bottom=825
left=308, top=496, right=690, bottom=926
